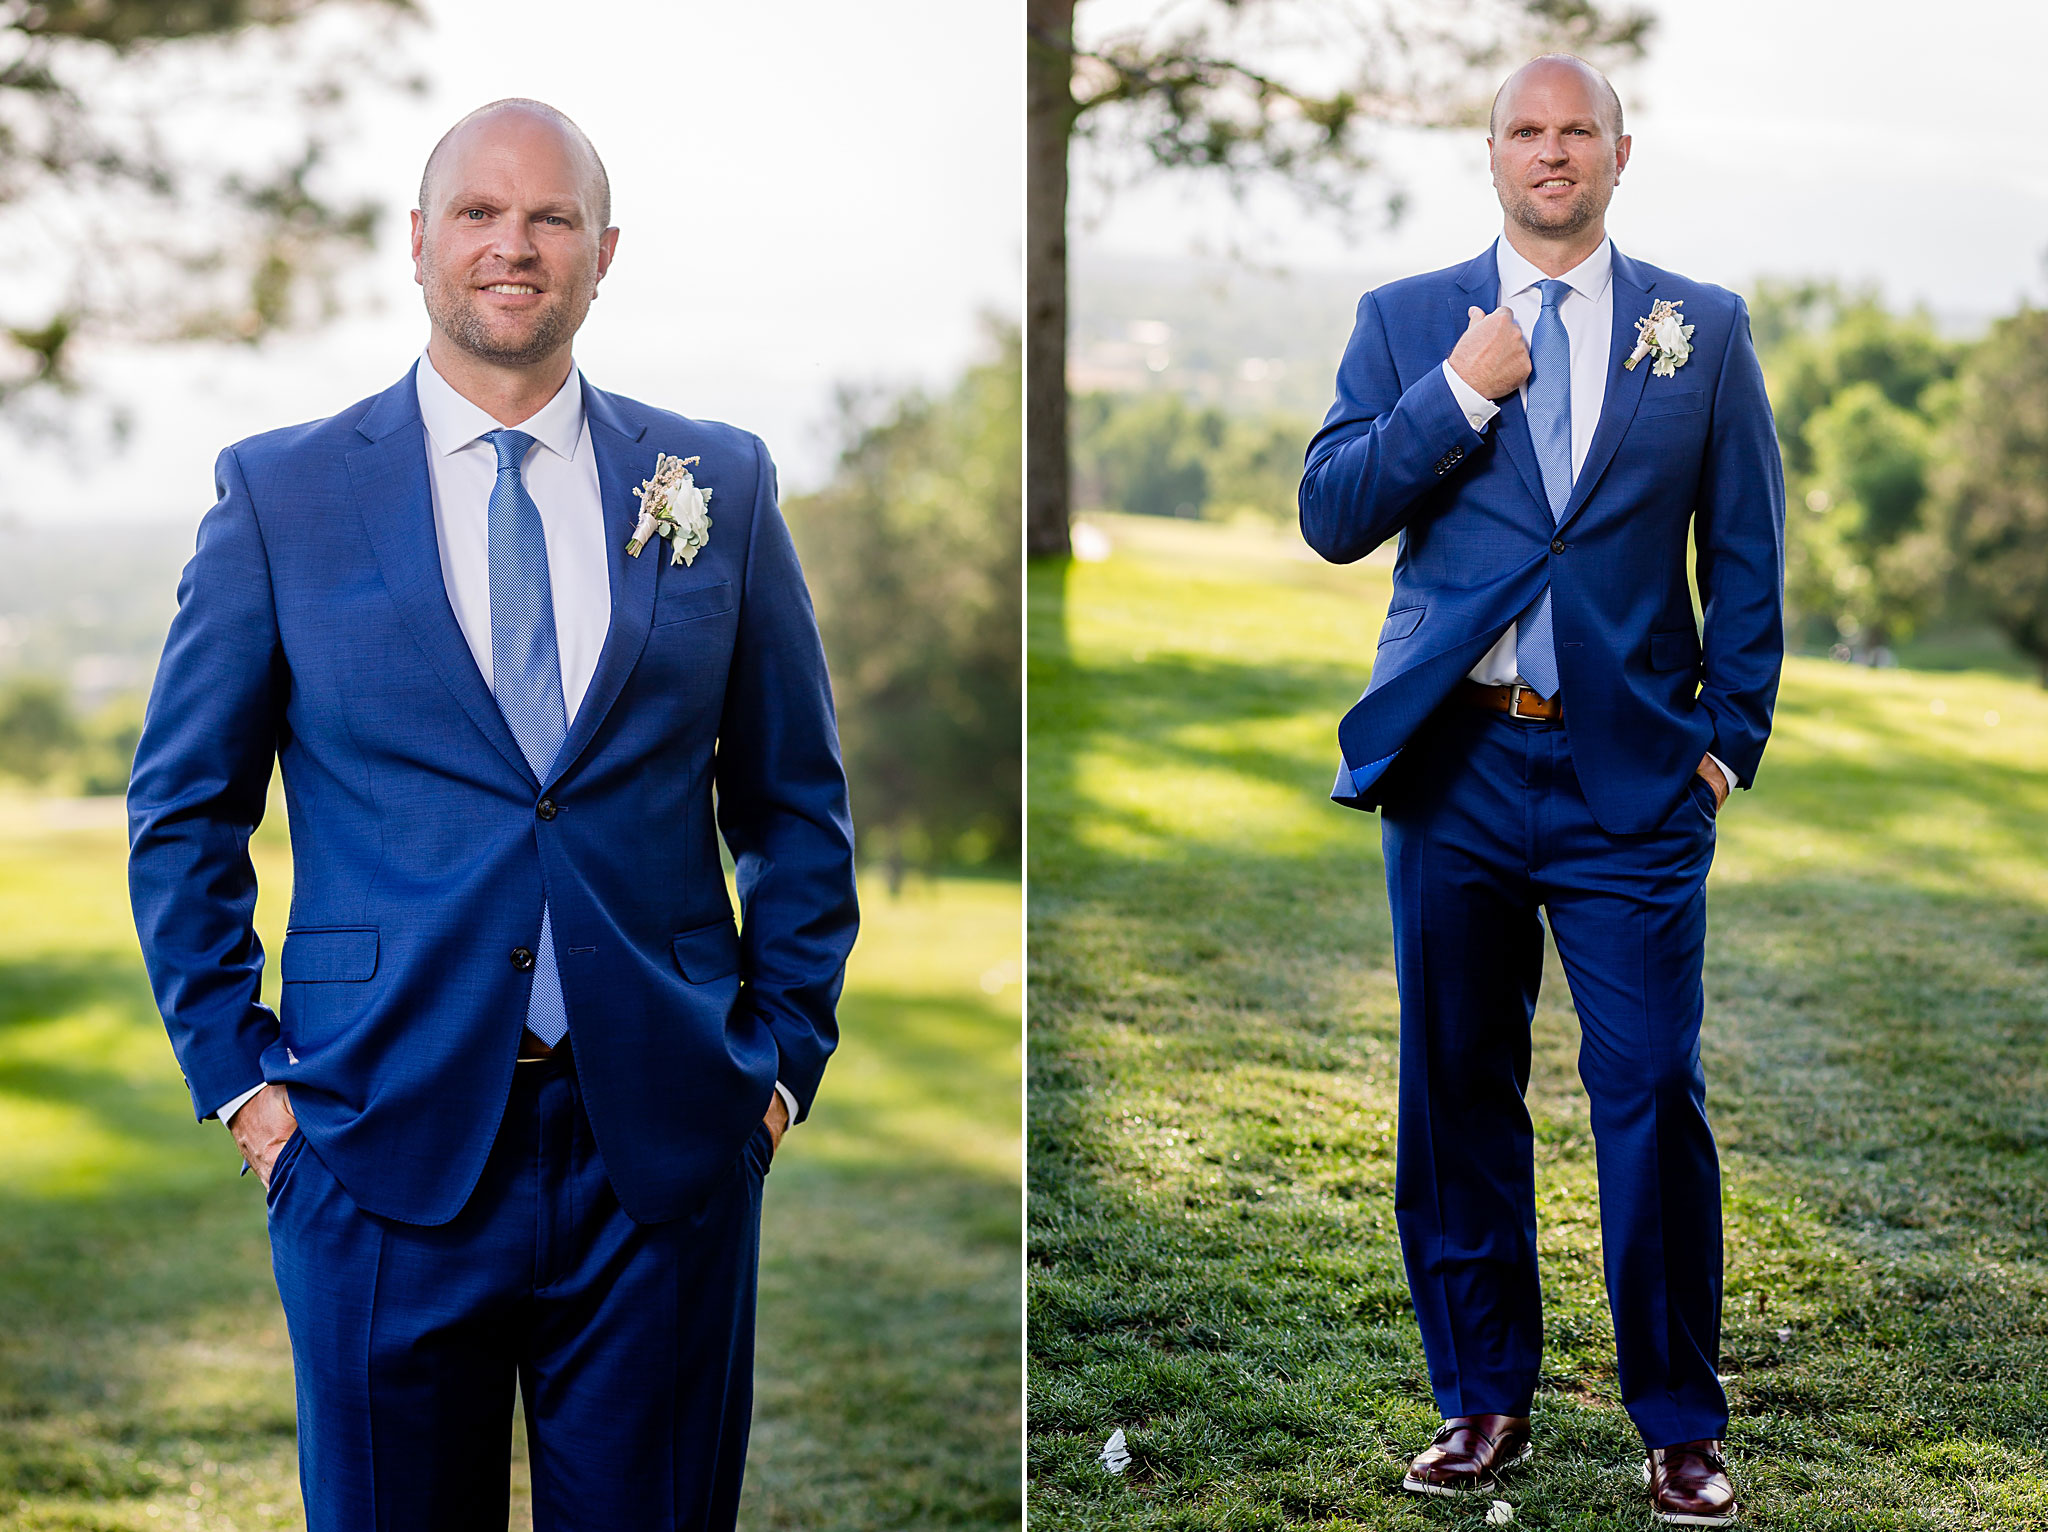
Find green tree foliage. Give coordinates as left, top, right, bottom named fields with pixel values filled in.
left=1, top=0, right=416, bottom=420
left=1073, top=392, right=1217, bottom=519
left=1941, top=308, right=2048, bottom=681
left=1755, top=284, right=1962, bottom=654
left=785, top=326, right=1021, bottom=882
left=1071, top=391, right=1311, bottom=524
left=0, top=679, right=144, bottom=791
left=1797, top=383, right=1944, bottom=651
left=0, top=678, right=79, bottom=782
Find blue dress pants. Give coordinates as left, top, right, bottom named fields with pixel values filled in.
left=1379, top=705, right=1728, bottom=1449
left=266, top=1051, right=768, bottom=1531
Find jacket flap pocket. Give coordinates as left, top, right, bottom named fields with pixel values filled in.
left=653, top=579, right=734, bottom=628
left=1378, top=605, right=1426, bottom=645
left=1638, top=388, right=1705, bottom=419
left=282, top=927, right=379, bottom=983
left=1649, top=628, right=1702, bottom=671
left=672, top=920, right=741, bottom=982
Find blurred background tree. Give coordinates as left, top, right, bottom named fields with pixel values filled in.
left=0, top=0, right=418, bottom=427
left=785, top=324, right=1022, bottom=886
left=1753, top=283, right=1963, bottom=662
left=1026, top=0, right=1655, bottom=558
left=1941, top=307, right=2048, bottom=682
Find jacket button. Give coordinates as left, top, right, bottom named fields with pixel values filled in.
left=510, top=947, right=535, bottom=971
left=536, top=798, right=557, bottom=820
left=1551, top=538, right=1566, bottom=555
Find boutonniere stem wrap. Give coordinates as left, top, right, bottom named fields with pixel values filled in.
left=1623, top=299, right=1695, bottom=378
left=626, top=454, right=713, bottom=566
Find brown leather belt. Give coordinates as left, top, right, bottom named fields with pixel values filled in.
left=1459, top=680, right=1563, bottom=721
left=516, top=1028, right=565, bottom=1064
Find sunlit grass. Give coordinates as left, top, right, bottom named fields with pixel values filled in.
left=0, top=793, right=1019, bottom=1531
left=1030, top=513, right=2048, bottom=1531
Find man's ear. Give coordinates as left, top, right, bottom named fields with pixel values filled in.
left=410, top=209, right=426, bottom=288
left=1614, top=133, right=1632, bottom=180
left=594, top=226, right=620, bottom=295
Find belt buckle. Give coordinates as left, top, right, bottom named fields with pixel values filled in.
left=1505, top=681, right=1528, bottom=719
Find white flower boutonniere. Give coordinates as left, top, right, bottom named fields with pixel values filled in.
left=1623, top=298, right=1695, bottom=378
left=626, top=453, right=714, bottom=566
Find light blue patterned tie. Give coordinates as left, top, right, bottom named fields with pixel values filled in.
left=1516, top=278, right=1573, bottom=699
left=486, top=428, right=570, bottom=1046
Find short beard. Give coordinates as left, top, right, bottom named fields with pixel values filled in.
left=419, top=242, right=593, bottom=369
left=1498, top=180, right=1606, bottom=242
left=434, top=291, right=581, bottom=368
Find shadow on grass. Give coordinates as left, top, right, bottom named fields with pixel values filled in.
left=1030, top=576, right=2048, bottom=1527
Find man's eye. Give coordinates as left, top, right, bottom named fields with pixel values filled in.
left=463, top=209, right=487, bottom=220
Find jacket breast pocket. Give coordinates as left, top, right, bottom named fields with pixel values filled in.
left=653, top=579, right=734, bottom=629
left=672, top=919, right=741, bottom=983
left=1378, top=605, right=1425, bottom=645
left=281, top=927, right=379, bottom=983
left=1637, top=388, right=1705, bottom=419
left=1649, top=628, right=1702, bottom=672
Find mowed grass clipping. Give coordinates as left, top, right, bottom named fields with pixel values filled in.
left=1028, top=512, right=2048, bottom=1531
left=0, top=792, right=1021, bottom=1531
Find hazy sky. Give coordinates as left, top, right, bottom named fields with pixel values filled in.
left=4, top=0, right=1019, bottom=524
left=1074, top=0, right=2048, bottom=326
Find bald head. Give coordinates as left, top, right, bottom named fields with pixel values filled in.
left=1489, top=55, right=1624, bottom=142
left=418, top=98, right=611, bottom=229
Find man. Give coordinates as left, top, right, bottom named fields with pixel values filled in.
left=1300, top=56, right=1783, bottom=1526
left=128, top=99, right=857, bottom=1530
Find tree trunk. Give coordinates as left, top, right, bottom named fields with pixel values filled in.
left=1026, top=0, right=1076, bottom=559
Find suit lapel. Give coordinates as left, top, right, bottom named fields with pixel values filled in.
left=1450, top=248, right=1551, bottom=522
left=544, top=384, right=655, bottom=791
left=1557, top=249, right=1654, bottom=534
left=348, top=370, right=535, bottom=786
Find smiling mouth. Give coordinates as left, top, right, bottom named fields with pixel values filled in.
left=481, top=283, right=541, bottom=295
left=1533, top=178, right=1574, bottom=190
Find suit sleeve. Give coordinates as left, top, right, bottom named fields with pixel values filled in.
left=713, top=435, right=859, bottom=1121
left=127, top=448, right=286, bottom=1120
left=1299, top=289, right=1483, bottom=564
left=1692, top=296, right=1787, bottom=788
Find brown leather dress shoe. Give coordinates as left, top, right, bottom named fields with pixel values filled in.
left=1645, top=1440, right=1738, bottom=1525
left=1400, top=1414, right=1533, bottom=1496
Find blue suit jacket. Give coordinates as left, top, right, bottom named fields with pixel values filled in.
left=1299, top=245, right=1786, bottom=835
left=128, top=368, right=859, bottom=1226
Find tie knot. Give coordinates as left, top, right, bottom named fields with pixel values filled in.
left=486, top=429, right=536, bottom=473
left=1538, top=279, right=1571, bottom=312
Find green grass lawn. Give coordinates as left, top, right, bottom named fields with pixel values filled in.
left=1029, top=512, right=2048, bottom=1531
left=0, top=795, right=1020, bottom=1531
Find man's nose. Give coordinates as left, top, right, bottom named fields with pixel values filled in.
left=491, top=217, right=539, bottom=262
left=1538, top=134, right=1567, bottom=161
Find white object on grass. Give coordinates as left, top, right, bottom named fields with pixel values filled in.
left=1100, top=1427, right=1131, bottom=1474
left=1486, top=1499, right=1514, bottom=1524
left=1071, top=521, right=1113, bottom=563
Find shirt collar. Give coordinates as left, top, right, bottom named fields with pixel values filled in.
left=1495, top=234, right=1613, bottom=305
left=415, top=351, right=586, bottom=462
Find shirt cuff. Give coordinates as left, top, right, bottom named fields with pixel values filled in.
left=216, top=1082, right=267, bottom=1129
left=773, top=1080, right=799, bottom=1127
left=1440, top=360, right=1500, bottom=434
left=1706, top=752, right=1738, bottom=794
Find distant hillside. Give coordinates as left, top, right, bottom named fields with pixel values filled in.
left=1069, top=250, right=1394, bottom=419
left=0, top=519, right=192, bottom=707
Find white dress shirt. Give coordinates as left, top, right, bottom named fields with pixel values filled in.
left=1438, top=236, right=1733, bottom=793
left=1443, top=236, right=1614, bottom=686
left=223, top=353, right=796, bottom=1133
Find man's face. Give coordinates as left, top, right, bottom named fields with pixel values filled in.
left=1488, top=63, right=1630, bottom=242
left=411, top=111, right=617, bottom=369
